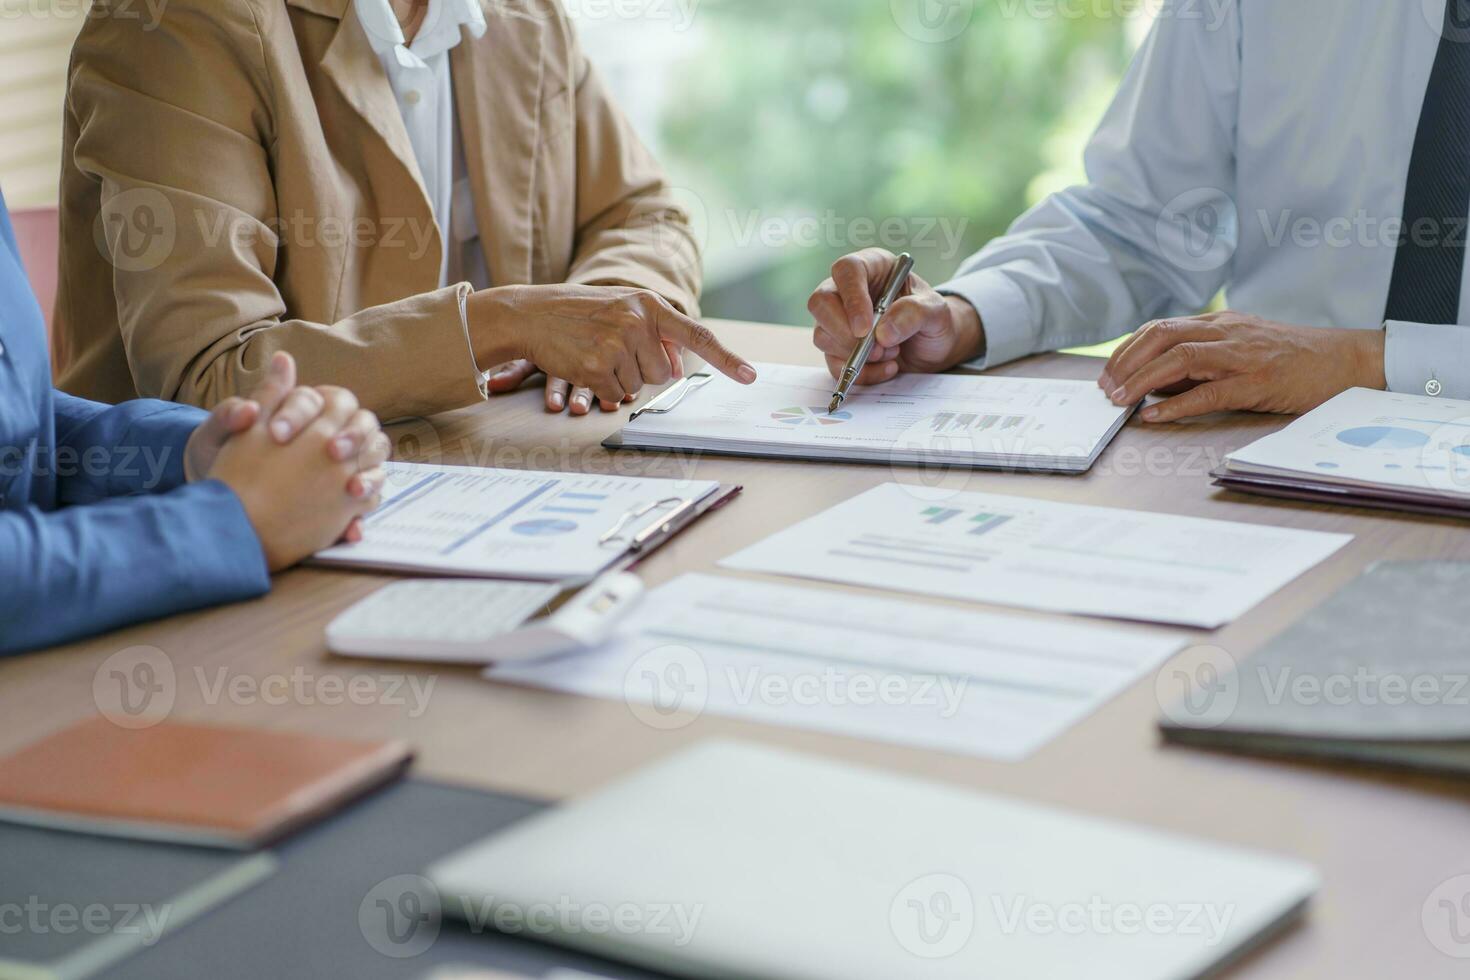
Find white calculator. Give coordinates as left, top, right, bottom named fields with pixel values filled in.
left=326, top=572, right=645, bottom=664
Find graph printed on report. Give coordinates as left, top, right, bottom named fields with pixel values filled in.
left=614, top=364, right=1131, bottom=470
left=724, top=484, right=1352, bottom=628
left=1225, top=387, right=1470, bottom=496
left=315, top=462, right=719, bottom=579
left=737, top=367, right=1083, bottom=447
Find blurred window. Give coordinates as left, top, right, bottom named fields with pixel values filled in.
left=575, top=0, right=1147, bottom=322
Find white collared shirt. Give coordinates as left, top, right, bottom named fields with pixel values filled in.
left=354, top=0, right=490, bottom=290
left=938, top=2, right=1470, bottom=399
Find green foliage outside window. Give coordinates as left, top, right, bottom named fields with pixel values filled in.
left=656, top=0, right=1138, bottom=323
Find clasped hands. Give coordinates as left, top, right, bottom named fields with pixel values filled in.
left=183, top=352, right=391, bottom=571
left=809, top=248, right=1388, bottom=422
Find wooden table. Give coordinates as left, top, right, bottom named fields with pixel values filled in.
left=4, top=319, right=1468, bottom=978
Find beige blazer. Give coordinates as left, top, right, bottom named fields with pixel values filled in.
left=54, top=0, right=701, bottom=419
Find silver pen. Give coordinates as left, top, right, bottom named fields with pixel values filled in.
left=827, top=252, right=916, bottom=414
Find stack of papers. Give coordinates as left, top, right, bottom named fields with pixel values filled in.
left=608, top=363, right=1134, bottom=472
left=1217, top=387, right=1470, bottom=516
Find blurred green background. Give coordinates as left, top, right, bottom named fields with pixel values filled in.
left=4, top=1, right=1146, bottom=336
left=581, top=0, right=1144, bottom=325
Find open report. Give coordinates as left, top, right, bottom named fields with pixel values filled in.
left=721, top=484, right=1352, bottom=628
left=314, top=461, right=721, bottom=580
left=486, top=573, right=1186, bottom=760
left=609, top=363, right=1134, bottom=472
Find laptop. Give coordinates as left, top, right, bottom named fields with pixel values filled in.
left=426, top=741, right=1317, bottom=980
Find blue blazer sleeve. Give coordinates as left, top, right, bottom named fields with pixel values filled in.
left=0, top=479, right=271, bottom=655
left=50, top=390, right=206, bottom=503
left=0, top=186, right=271, bottom=654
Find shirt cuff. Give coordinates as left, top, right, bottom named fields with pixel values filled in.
left=451, top=281, right=492, bottom=399
left=1384, top=321, right=1470, bottom=399
left=936, top=269, right=1034, bottom=370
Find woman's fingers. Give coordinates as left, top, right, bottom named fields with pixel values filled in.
left=347, top=466, right=387, bottom=501
left=652, top=306, right=757, bottom=385
left=250, top=351, right=298, bottom=415
left=342, top=516, right=366, bottom=544
left=269, top=386, right=326, bottom=443
left=331, top=416, right=390, bottom=468
left=487, top=359, right=540, bottom=394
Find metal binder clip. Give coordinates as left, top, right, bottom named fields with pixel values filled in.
left=598, top=497, right=686, bottom=548
left=628, top=374, right=714, bottom=421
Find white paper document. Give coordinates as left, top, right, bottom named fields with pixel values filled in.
left=720, top=484, right=1352, bottom=628
left=1225, top=386, right=1470, bottom=500
left=314, top=461, right=720, bottom=580
left=486, top=573, right=1186, bottom=760
left=612, top=363, right=1133, bottom=472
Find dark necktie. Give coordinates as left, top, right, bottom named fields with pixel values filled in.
left=1384, top=0, right=1470, bottom=324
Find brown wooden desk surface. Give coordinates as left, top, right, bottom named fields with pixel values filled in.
left=4, top=319, right=1469, bottom=977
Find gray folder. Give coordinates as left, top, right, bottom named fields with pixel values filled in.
left=104, top=780, right=666, bottom=980
left=1160, top=561, right=1470, bottom=774
left=0, top=823, right=277, bottom=979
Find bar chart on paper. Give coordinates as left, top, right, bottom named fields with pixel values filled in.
left=314, top=462, right=720, bottom=580
left=926, top=412, right=1034, bottom=436
left=723, top=484, right=1353, bottom=628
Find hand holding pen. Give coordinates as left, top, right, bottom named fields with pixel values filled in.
left=810, top=248, right=987, bottom=397
left=828, top=253, right=916, bottom=413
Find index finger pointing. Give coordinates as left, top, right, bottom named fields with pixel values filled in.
left=654, top=306, right=758, bottom=385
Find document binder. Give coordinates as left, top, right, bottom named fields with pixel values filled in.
left=1214, top=387, right=1470, bottom=517
left=605, top=363, right=1134, bottom=474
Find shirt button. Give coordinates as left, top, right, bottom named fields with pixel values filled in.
left=404, top=90, right=422, bottom=106
left=1426, top=379, right=1444, bottom=397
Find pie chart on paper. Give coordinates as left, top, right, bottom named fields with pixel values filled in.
left=772, top=406, right=853, bottom=426
left=1335, top=426, right=1429, bottom=451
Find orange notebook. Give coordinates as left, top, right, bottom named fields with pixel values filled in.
left=0, top=716, right=413, bottom=848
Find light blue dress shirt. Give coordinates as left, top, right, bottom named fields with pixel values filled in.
left=940, top=0, right=1470, bottom=399
left=0, top=190, right=269, bottom=655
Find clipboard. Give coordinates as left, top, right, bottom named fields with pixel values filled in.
left=627, top=372, right=716, bottom=422
left=311, top=461, right=743, bottom=585
left=604, top=482, right=742, bottom=575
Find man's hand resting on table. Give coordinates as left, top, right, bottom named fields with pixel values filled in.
left=1099, top=312, right=1388, bottom=423
left=808, top=248, right=985, bottom=383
